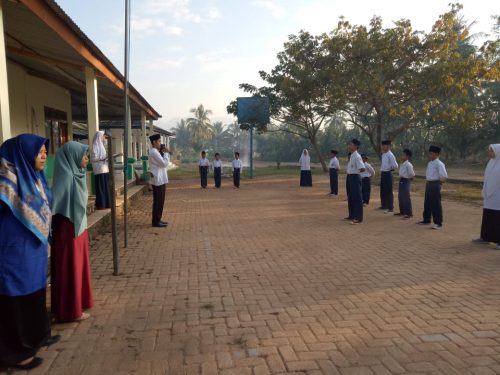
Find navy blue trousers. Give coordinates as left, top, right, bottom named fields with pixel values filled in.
left=398, top=178, right=412, bottom=216
left=347, top=174, right=363, bottom=221
left=199, top=166, right=208, bottom=188
left=423, top=181, right=443, bottom=225
left=233, top=168, right=241, bottom=187
left=361, top=177, right=371, bottom=204
left=214, top=167, right=221, bottom=188
left=380, top=171, right=394, bottom=210
left=329, top=168, right=338, bottom=194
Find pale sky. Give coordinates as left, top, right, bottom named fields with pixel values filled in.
left=56, top=0, right=499, bottom=130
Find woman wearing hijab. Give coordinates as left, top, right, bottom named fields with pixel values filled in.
left=91, top=130, right=111, bottom=209
left=299, top=149, right=312, bottom=187
left=0, top=134, right=60, bottom=370
left=51, top=141, right=93, bottom=322
left=474, top=144, right=500, bottom=249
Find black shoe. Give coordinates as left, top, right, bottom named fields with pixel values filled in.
left=44, top=334, right=61, bottom=347
left=417, top=221, right=431, bottom=225
left=7, top=357, right=44, bottom=370
left=152, top=223, right=167, bottom=228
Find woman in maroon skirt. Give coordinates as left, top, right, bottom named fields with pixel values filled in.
left=51, top=141, right=93, bottom=322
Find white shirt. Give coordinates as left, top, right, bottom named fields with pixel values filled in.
left=199, top=158, right=209, bottom=167
left=399, top=160, right=415, bottom=179
left=381, top=151, right=398, bottom=172
left=149, top=148, right=169, bottom=186
left=299, top=155, right=311, bottom=171
left=232, top=159, right=242, bottom=170
left=347, top=151, right=365, bottom=174
left=329, top=157, right=340, bottom=170
left=426, top=158, right=448, bottom=181
left=360, top=162, right=375, bottom=178
left=212, top=159, right=222, bottom=169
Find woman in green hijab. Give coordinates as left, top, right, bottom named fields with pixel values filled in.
left=51, top=141, right=93, bottom=322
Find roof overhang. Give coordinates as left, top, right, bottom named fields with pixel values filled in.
left=3, top=0, right=161, bottom=122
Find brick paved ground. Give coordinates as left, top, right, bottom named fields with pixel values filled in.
left=11, top=174, right=500, bottom=375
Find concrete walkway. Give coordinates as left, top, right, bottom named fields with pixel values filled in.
left=14, top=175, right=500, bottom=375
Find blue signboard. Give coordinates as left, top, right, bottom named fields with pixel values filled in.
left=236, top=97, right=270, bottom=126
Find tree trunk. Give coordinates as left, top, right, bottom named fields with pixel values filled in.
left=310, top=136, right=327, bottom=172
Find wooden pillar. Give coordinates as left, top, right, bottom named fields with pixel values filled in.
left=85, top=66, right=99, bottom=146
left=0, top=2, right=11, bottom=143
left=140, top=111, right=147, bottom=157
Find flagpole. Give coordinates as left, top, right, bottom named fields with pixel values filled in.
left=123, top=0, right=131, bottom=248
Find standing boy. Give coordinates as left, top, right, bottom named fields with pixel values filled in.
left=199, top=151, right=209, bottom=189
left=396, top=149, right=416, bottom=219
left=345, top=139, right=365, bottom=224
left=379, top=140, right=398, bottom=213
left=360, top=154, right=375, bottom=205
left=418, top=146, right=448, bottom=229
left=213, top=153, right=222, bottom=188
left=328, top=150, right=340, bottom=196
left=148, top=134, right=169, bottom=228
left=232, top=152, right=242, bottom=188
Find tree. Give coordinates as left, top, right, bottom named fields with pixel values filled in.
left=187, top=104, right=213, bottom=150
left=322, top=4, right=495, bottom=155
left=210, top=121, right=230, bottom=152
left=229, top=31, right=332, bottom=172
left=171, top=119, right=192, bottom=159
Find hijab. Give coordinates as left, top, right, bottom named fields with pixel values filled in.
left=52, top=141, right=89, bottom=237
left=0, top=134, right=52, bottom=244
left=483, top=144, right=500, bottom=200
left=91, top=130, right=107, bottom=163
left=299, top=149, right=310, bottom=162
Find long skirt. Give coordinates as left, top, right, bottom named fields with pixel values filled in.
left=481, top=208, right=500, bottom=243
left=380, top=171, right=394, bottom=210
left=300, top=170, right=312, bottom=187
left=199, top=166, right=208, bottom=188
left=0, top=288, right=50, bottom=364
left=51, top=215, right=93, bottom=322
left=95, top=173, right=111, bottom=209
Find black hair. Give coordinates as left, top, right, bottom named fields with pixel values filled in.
left=330, top=150, right=338, bottom=155
left=235, top=152, right=240, bottom=156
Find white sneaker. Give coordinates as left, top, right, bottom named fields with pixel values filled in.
left=431, top=224, right=442, bottom=230
left=496, top=243, right=500, bottom=250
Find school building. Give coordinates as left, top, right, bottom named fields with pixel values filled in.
left=0, top=0, right=173, bottom=161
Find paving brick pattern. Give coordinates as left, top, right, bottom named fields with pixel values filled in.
left=12, top=175, right=500, bottom=375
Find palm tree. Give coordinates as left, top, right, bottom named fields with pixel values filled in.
left=211, top=121, right=229, bottom=151
left=187, top=104, right=213, bottom=150
left=171, top=119, right=192, bottom=157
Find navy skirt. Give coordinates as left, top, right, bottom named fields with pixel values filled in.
left=95, top=173, right=111, bottom=209
left=300, top=170, right=312, bottom=187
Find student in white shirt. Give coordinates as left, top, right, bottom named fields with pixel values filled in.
left=345, top=139, right=366, bottom=224
left=299, top=149, right=312, bottom=187
left=198, top=151, right=209, bottom=189
left=148, top=134, right=169, bottom=228
left=379, top=140, right=398, bottom=212
left=473, top=144, right=500, bottom=249
left=212, top=153, right=222, bottom=188
left=232, top=152, right=242, bottom=188
left=91, top=131, right=111, bottom=210
left=395, top=149, right=416, bottom=219
left=360, top=154, right=375, bottom=205
left=328, top=150, right=340, bottom=196
left=418, top=145, right=448, bottom=229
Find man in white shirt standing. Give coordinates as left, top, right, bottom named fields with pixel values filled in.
left=379, top=140, right=398, bottom=213
left=395, top=149, right=416, bottom=219
left=148, top=134, right=169, bottom=228
left=418, top=145, right=448, bottom=229
left=232, top=152, right=242, bottom=188
left=328, top=150, right=340, bottom=196
left=345, top=139, right=366, bottom=224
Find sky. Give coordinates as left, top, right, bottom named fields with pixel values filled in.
left=56, top=0, right=500, bottom=130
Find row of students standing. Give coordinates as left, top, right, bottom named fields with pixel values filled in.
left=336, top=138, right=448, bottom=228
left=198, top=151, right=242, bottom=189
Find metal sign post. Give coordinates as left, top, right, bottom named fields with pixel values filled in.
left=122, top=0, right=131, bottom=248
left=249, top=124, right=254, bottom=178
left=107, top=136, right=119, bottom=275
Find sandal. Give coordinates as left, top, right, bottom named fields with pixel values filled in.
left=77, top=312, right=90, bottom=321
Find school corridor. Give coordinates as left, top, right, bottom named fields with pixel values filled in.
left=24, top=175, right=500, bottom=375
